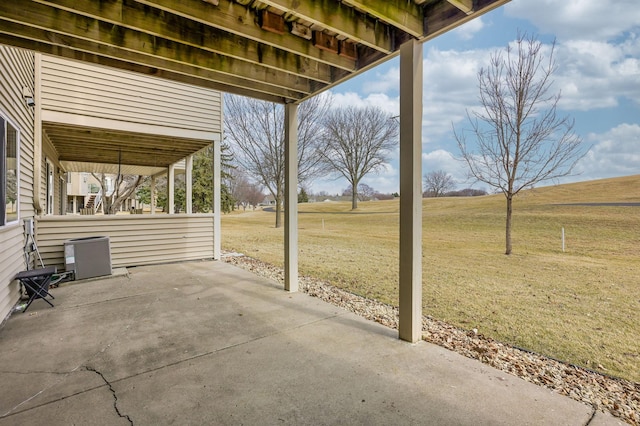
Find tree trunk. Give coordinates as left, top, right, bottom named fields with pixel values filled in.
left=274, top=191, right=282, bottom=228
left=505, top=194, right=513, bottom=255
left=351, top=181, right=358, bottom=210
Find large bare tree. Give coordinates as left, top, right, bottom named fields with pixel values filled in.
left=423, top=170, right=455, bottom=197
left=320, top=105, right=398, bottom=210
left=224, top=94, right=330, bottom=227
left=91, top=173, right=143, bottom=215
left=455, top=33, right=586, bottom=255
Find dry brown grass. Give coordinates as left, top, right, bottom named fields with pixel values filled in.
left=222, top=175, right=640, bottom=383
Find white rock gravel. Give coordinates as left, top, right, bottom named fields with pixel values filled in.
left=222, top=252, right=639, bottom=425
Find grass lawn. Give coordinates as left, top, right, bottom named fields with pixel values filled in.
left=221, top=175, right=640, bottom=383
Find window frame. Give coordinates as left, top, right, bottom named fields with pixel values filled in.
left=1, top=110, right=20, bottom=227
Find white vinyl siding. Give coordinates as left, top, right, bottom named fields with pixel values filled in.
left=0, top=45, right=35, bottom=322
left=36, top=214, right=215, bottom=270
left=40, top=55, right=222, bottom=134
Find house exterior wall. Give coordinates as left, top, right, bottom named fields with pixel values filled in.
left=0, top=45, right=35, bottom=321
left=1, top=49, right=223, bottom=323
left=36, top=214, right=215, bottom=269
left=40, top=55, right=222, bottom=135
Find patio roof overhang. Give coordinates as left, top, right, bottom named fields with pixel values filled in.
left=43, top=121, right=214, bottom=175
left=0, top=0, right=509, bottom=104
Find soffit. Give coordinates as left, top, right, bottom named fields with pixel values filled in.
left=43, top=122, right=210, bottom=171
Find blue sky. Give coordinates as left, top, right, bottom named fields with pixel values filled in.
left=312, top=0, right=640, bottom=195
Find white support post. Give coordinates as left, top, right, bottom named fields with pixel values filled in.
left=150, top=176, right=156, bottom=215
left=284, top=103, right=298, bottom=292
left=168, top=164, right=175, bottom=214
left=186, top=155, right=193, bottom=214
left=398, top=39, right=424, bottom=343
left=213, top=140, right=221, bottom=260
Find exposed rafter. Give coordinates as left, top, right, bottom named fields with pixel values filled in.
left=341, top=0, right=425, bottom=38
left=0, top=0, right=510, bottom=103
left=35, top=0, right=335, bottom=84
left=258, top=0, right=393, bottom=53
left=43, top=123, right=210, bottom=167
left=447, top=0, right=474, bottom=15
left=134, top=0, right=357, bottom=71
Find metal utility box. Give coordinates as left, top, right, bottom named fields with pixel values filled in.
left=64, top=236, right=112, bottom=280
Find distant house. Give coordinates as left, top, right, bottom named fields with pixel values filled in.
left=260, top=195, right=277, bottom=206
left=0, top=46, right=223, bottom=321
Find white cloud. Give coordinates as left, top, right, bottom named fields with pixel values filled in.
left=329, top=91, right=399, bottom=116
left=573, top=123, right=640, bottom=180
left=452, top=17, right=485, bottom=41
left=361, top=66, right=399, bottom=94
left=553, top=38, right=640, bottom=110
left=505, top=0, right=640, bottom=41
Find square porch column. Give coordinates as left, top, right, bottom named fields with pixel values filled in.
left=167, top=164, right=175, bottom=214
left=213, top=140, right=221, bottom=260
left=399, top=39, right=424, bottom=343
left=150, top=176, right=156, bottom=215
left=284, top=103, right=298, bottom=292
left=185, top=154, right=193, bottom=214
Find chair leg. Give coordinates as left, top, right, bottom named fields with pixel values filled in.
left=21, top=278, right=55, bottom=312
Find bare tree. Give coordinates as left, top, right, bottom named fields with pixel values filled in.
left=357, top=183, right=376, bottom=201
left=455, top=33, right=586, bottom=255
left=320, top=106, right=398, bottom=210
left=92, top=173, right=143, bottom=215
left=423, top=170, right=455, bottom=197
left=229, top=168, right=264, bottom=210
left=224, top=93, right=331, bottom=227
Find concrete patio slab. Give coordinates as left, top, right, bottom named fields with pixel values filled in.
left=0, top=261, right=625, bottom=425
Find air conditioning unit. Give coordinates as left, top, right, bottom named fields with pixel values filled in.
left=64, top=236, right=112, bottom=280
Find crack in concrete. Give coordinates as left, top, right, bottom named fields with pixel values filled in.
left=84, top=366, right=133, bottom=425
left=584, top=406, right=597, bottom=425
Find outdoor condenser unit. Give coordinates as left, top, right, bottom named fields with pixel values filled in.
left=64, top=236, right=112, bottom=280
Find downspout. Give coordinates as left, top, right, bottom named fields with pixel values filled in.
left=33, top=52, right=43, bottom=215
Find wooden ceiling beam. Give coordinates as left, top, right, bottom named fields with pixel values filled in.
left=424, top=0, right=510, bottom=40
left=447, top=0, right=474, bottom=15
left=135, top=0, right=358, bottom=71
left=0, top=25, right=307, bottom=103
left=35, top=0, right=335, bottom=84
left=258, top=0, right=394, bottom=53
left=56, top=152, right=182, bottom=166
left=44, top=136, right=202, bottom=151
left=0, top=32, right=303, bottom=104
left=340, top=0, right=425, bottom=38
left=0, top=2, right=316, bottom=95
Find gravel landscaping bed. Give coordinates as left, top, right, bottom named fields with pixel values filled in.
left=222, top=252, right=639, bottom=425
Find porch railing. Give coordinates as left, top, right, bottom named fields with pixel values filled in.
left=35, top=214, right=216, bottom=270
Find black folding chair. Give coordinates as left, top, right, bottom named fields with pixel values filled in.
left=14, top=266, right=57, bottom=312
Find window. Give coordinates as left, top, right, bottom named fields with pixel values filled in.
left=1, top=113, right=19, bottom=226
